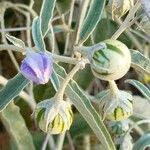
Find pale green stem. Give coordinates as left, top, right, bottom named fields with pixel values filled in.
left=75, top=0, right=90, bottom=44
left=108, top=81, right=119, bottom=95
left=64, top=0, right=75, bottom=54
left=83, top=135, right=91, bottom=150
left=0, top=27, right=31, bottom=32
left=42, top=134, right=56, bottom=150
left=49, top=24, right=55, bottom=53
left=0, top=44, right=80, bottom=64
left=55, top=132, right=66, bottom=150
left=26, top=13, right=32, bottom=47
left=66, top=131, right=75, bottom=150
left=111, top=0, right=141, bottom=40
left=115, top=17, right=143, bottom=50
left=55, top=59, right=87, bottom=100
left=52, top=53, right=79, bottom=64
left=0, top=15, right=20, bottom=71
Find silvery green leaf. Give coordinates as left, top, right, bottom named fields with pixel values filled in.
left=133, top=134, right=150, bottom=150
left=141, top=0, right=150, bottom=19
left=0, top=73, right=29, bottom=111
left=51, top=69, right=60, bottom=91
left=40, top=0, right=56, bottom=36
left=0, top=102, right=35, bottom=150
left=51, top=63, right=115, bottom=150
left=130, top=49, right=150, bottom=76
left=5, top=34, right=25, bottom=48
left=79, top=0, right=106, bottom=43
left=32, top=17, right=46, bottom=51
left=125, top=79, right=150, bottom=102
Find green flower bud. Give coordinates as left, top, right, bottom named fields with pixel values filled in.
left=100, top=90, right=133, bottom=121
left=107, top=0, right=134, bottom=18
left=91, top=39, right=131, bottom=81
left=35, top=99, right=73, bottom=134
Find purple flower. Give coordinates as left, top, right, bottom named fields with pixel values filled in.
left=20, top=51, right=53, bottom=84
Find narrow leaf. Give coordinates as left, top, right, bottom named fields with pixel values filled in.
left=133, top=134, right=150, bottom=150
left=50, top=69, right=60, bottom=91
left=6, top=34, right=25, bottom=48
left=125, top=79, right=150, bottom=102
left=51, top=63, right=115, bottom=150
left=0, top=73, right=29, bottom=111
left=130, top=49, right=150, bottom=76
left=32, top=17, right=45, bottom=51
left=0, top=102, right=35, bottom=150
left=40, top=0, right=56, bottom=36
left=79, top=0, right=106, bottom=44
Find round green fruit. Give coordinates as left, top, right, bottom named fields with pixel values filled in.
left=91, top=39, right=131, bottom=81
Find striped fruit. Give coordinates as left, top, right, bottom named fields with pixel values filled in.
left=99, top=90, right=133, bottom=121
left=91, top=39, right=131, bottom=81
left=35, top=99, right=73, bottom=134
left=106, top=0, right=134, bottom=18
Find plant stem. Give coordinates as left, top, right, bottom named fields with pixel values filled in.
left=49, top=24, right=55, bottom=53
left=111, top=0, right=141, bottom=40
left=42, top=134, right=56, bottom=150
left=55, top=59, right=87, bottom=100
left=64, top=0, right=75, bottom=54
left=109, top=80, right=119, bottom=95
left=0, top=14, right=20, bottom=71
left=55, top=132, right=66, bottom=150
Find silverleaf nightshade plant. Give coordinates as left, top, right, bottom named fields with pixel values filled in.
left=20, top=51, right=53, bottom=84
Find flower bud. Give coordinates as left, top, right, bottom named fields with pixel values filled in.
left=20, top=51, right=53, bottom=84
left=100, top=90, right=133, bottom=121
left=91, top=39, right=131, bottom=81
left=107, top=0, right=134, bottom=18
left=35, top=99, right=73, bottom=134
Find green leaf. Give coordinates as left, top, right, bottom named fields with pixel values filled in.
left=6, top=34, right=25, bottom=48
left=51, top=69, right=60, bottom=91
left=125, top=79, right=150, bottom=102
left=130, top=49, right=150, bottom=76
left=51, top=63, right=115, bottom=150
left=0, top=73, right=29, bottom=111
left=133, top=134, right=150, bottom=150
left=32, top=17, right=46, bottom=51
left=40, top=0, right=56, bottom=36
left=79, top=0, right=106, bottom=44
left=0, top=102, right=35, bottom=150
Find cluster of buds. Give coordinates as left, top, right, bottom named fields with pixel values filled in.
left=35, top=99, right=73, bottom=134
left=90, top=39, right=131, bottom=81
left=99, top=90, right=133, bottom=121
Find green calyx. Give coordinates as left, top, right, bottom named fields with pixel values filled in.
left=35, top=99, right=73, bottom=134
left=99, top=90, right=133, bottom=121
